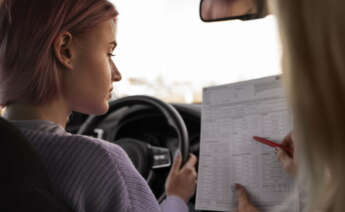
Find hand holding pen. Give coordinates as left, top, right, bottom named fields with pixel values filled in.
left=253, top=136, right=293, bottom=156
left=253, top=132, right=297, bottom=176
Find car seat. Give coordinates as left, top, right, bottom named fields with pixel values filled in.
left=0, top=117, right=73, bottom=212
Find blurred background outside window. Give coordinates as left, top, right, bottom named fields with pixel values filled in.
left=110, top=0, right=281, bottom=103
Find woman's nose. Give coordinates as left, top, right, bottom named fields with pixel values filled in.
left=111, top=62, right=121, bottom=82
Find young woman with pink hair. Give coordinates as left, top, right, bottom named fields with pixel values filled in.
left=0, top=0, right=197, bottom=211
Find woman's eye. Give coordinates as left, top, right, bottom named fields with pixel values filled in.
left=108, top=53, right=116, bottom=57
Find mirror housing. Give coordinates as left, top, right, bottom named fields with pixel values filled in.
left=200, top=0, right=269, bottom=22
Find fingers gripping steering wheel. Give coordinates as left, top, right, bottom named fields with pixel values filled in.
left=77, top=95, right=190, bottom=199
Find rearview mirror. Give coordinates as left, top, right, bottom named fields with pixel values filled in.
left=200, top=0, right=268, bottom=22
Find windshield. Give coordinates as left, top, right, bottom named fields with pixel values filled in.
left=110, top=0, right=281, bottom=103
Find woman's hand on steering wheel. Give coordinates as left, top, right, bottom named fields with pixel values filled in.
left=165, top=153, right=198, bottom=203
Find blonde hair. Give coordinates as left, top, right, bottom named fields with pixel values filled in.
left=270, top=0, right=345, bottom=211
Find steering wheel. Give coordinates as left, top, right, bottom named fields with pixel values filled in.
left=77, top=95, right=190, bottom=199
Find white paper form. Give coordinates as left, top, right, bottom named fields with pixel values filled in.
left=196, top=76, right=299, bottom=212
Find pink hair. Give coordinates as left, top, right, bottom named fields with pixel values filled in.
left=0, top=0, right=118, bottom=106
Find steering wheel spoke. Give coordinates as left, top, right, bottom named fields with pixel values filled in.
left=149, top=145, right=172, bottom=169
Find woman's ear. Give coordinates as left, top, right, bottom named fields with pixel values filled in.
left=53, top=32, right=74, bottom=70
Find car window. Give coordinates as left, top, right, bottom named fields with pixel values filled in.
left=110, top=0, right=281, bottom=103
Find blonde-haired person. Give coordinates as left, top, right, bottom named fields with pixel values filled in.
left=235, top=0, right=345, bottom=211
left=0, top=0, right=197, bottom=211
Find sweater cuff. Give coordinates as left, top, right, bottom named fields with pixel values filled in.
left=160, top=195, right=189, bottom=212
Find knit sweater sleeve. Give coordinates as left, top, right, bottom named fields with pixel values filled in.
left=50, top=135, right=136, bottom=212
left=98, top=139, right=162, bottom=212
left=26, top=132, right=162, bottom=212
left=94, top=139, right=188, bottom=212
left=23, top=129, right=184, bottom=212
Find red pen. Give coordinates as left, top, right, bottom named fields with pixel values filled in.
left=253, top=136, right=293, bottom=156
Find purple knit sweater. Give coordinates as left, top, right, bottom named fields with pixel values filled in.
left=10, top=120, right=188, bottom=212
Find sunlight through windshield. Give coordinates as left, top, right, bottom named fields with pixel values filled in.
left=111, top=0, right=281, bottom=103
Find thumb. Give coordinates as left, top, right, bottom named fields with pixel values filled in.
left=276, top=147, right=297, bottom=176
left=276, top=147, right=292, bottom=166
left=235, top=184, right=249, bottom=207
left=170, top=152, right=182, bottom=173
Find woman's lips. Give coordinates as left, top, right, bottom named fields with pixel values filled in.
left=108, top=87, right=113, bottom=99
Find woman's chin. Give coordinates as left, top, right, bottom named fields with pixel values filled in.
left=76, top=102, right=109, bottom=115
left=94, top=103, right=109, bottom=115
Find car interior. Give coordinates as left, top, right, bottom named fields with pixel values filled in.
left=1, top=0, right=272, bottom=211
left=66, top=96, right=201, bottom=202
